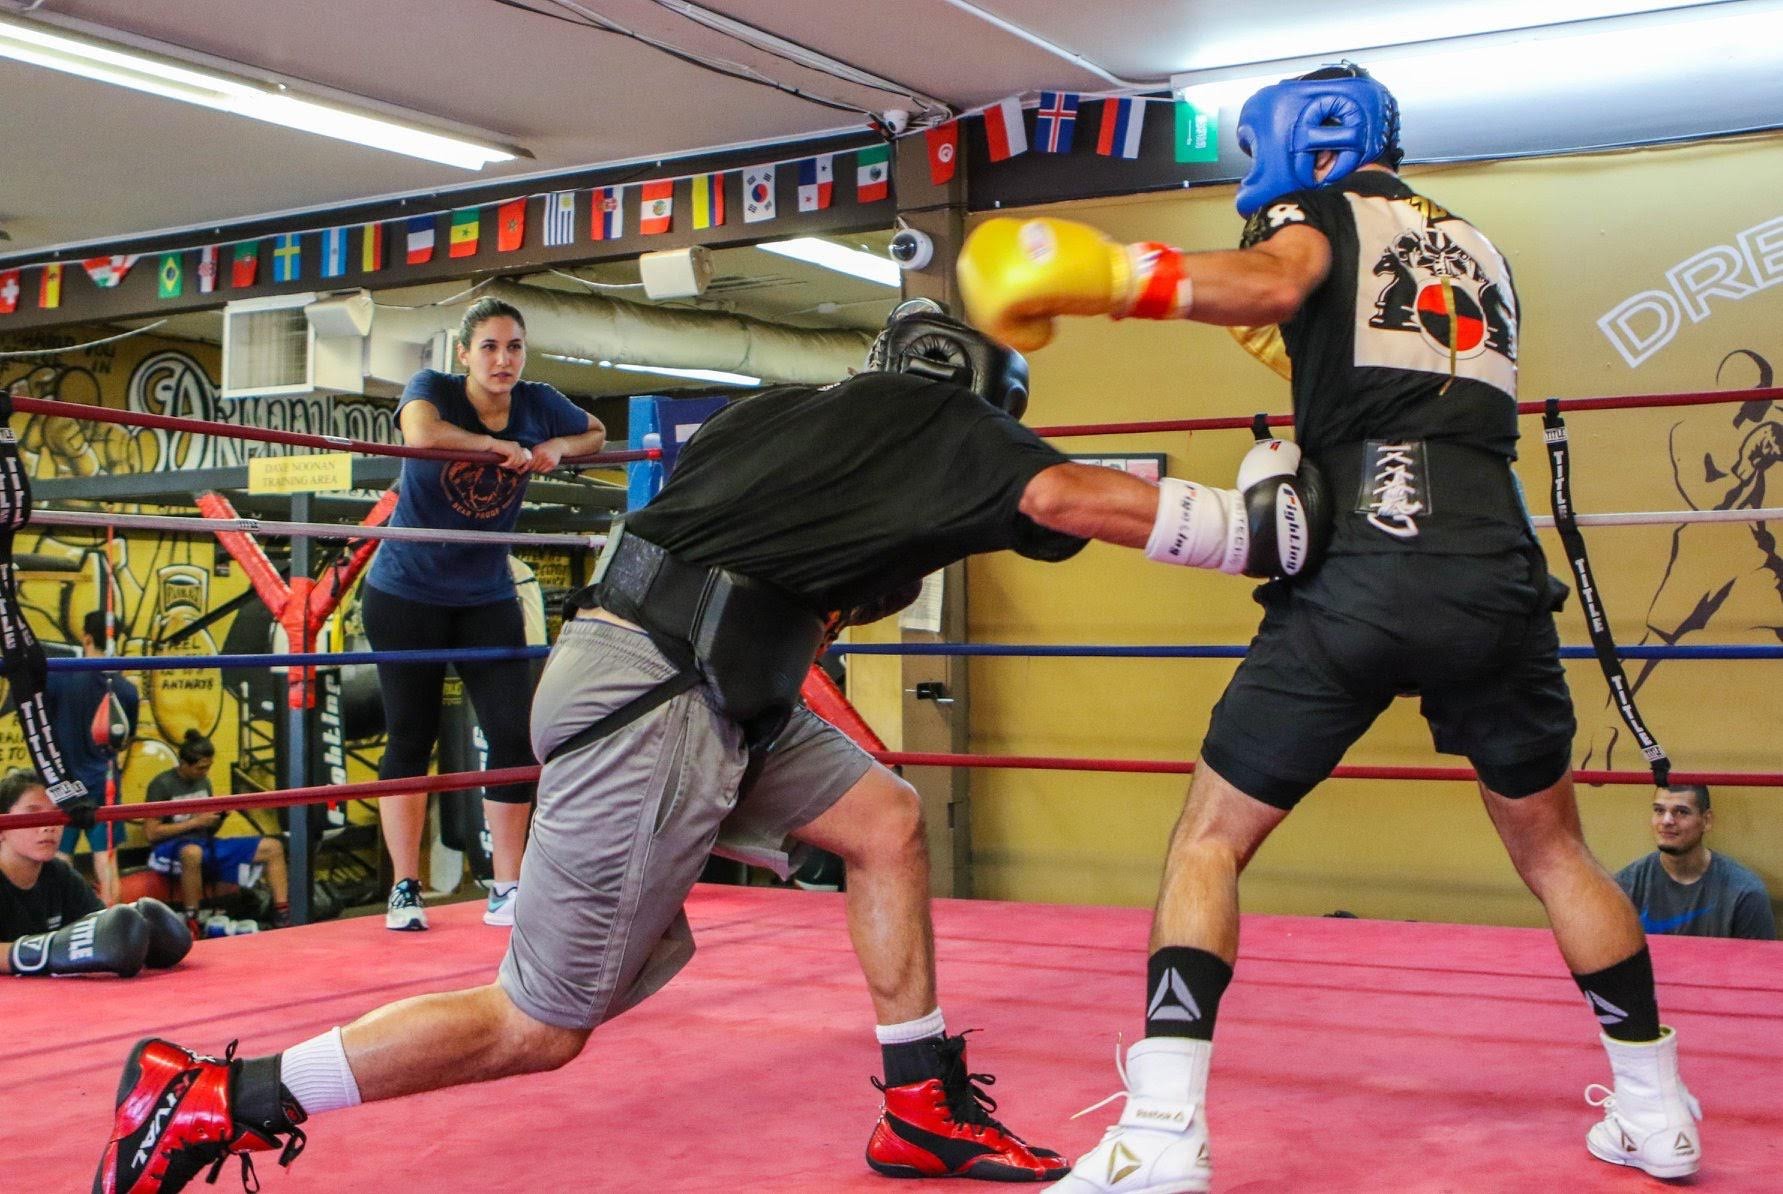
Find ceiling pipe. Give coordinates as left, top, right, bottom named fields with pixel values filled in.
left=373, top=279, right=875, bottom=385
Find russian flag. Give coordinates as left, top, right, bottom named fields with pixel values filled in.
left=982, top=96, right=1027, bottom=161
left=1096, top=97, right=1146, bottom=159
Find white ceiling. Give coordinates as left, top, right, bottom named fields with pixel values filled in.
left=0, top=0, right=1720, bottom=256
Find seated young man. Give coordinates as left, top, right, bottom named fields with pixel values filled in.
left=145, top=732, right=290, bottom=931
left=2, top=770, right=190, bottom=977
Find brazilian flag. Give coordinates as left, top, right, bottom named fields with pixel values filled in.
left=157, top=253, right=183, bottom=299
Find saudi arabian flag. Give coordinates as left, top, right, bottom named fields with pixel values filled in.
left=157, top=253, right=184, bottom=299
left=1173, top=99, right=1219, bottom=163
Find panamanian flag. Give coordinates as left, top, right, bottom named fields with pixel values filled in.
left=797, top=155, right=833, bottom=212
left=1035, top=91, right=1078, bottom=153
left=1096, top=97, right=1146, bottom=158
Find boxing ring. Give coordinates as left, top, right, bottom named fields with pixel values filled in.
left=1, top=385, right=1779, bottom=1190
left=8, top=888, right=1780, bottom=1190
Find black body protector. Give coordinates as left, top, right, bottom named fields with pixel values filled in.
left=549, top=302, right=1028, bottom=758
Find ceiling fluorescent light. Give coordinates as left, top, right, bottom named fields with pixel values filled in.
left=759, top=238, right=901, bottom=288
left=0, top=14, right=523, bottom=169
left=600, top=361, right=763, bottom=387
left=1172, top=2, right=1783, bottom=123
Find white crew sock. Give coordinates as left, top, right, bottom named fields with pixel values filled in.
left=875, top=1007, right=947, bottom=1045
left=279, top=1027, right=363, bottom=1116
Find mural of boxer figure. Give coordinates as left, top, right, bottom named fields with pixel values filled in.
left=1586, top=349, right=1781, bottom=770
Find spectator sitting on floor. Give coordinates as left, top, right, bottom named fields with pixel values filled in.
left=1615, top=783, right=1776, bottom=940
left=145, top=731, right=291, bottom=931
left=3, top=769, right=191, bottom=977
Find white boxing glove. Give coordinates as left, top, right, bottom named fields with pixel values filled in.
left=1146, top=437, right=1327, bottom=577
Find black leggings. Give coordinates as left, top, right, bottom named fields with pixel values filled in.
left=361, top=584, right=536, bottom=804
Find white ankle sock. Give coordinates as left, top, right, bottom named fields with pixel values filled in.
left=280, top=1027, right=363, bottom=1116
left=493, top=882, right=518, bottom=898
left=876, top=1007, right=946, bottom=1045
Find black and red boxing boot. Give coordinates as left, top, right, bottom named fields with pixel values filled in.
left=94, top=1039, right=307, bottom=1193
left=866, top=1032, right=1068, bottom=1181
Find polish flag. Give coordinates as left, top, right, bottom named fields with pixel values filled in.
left=982, top=96, right=1027, bottom=161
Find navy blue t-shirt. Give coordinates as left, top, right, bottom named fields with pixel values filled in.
left=367, top=370, right=590, bottom=606
left=44, top=670, right=140, bottom=796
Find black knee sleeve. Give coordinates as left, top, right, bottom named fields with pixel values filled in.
left=1474, top=748, right=1571, bottom=798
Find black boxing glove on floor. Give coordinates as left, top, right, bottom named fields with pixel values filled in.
left=9, top=904, right=150, bottom=978
left=132, top=896, right=195, bottom=969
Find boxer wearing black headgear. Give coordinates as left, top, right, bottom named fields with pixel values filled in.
left=867, top=298, right=1031, bottom=419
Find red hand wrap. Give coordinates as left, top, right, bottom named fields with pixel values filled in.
left=1125, top=242, right=1189, bottom=320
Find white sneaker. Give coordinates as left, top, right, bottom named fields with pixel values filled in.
left=385, top=878, right=429, bottom=931
left=483, top=883, right=518, bottom=927
left=1585, top=1026, right=1702, bottom=1179
left=1050, top=1038, right=1213, bottom=1193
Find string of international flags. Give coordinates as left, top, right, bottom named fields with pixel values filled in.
left=0, top=141, right=892, bottom=316
left=0, top=89, right=1208, bottom=318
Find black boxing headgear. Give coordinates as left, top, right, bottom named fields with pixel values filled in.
left=867, top=298, right=1030, bottom=419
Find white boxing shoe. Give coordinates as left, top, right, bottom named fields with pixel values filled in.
left=1050, top=1037, right=1213, bottom=1194
left=1585, top=1026, right=1703, bottom=1179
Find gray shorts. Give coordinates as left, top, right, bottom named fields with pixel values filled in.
left=497, top=617, right=873, bottom=1030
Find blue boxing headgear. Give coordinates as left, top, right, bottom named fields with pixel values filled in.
left=1234, top=65, right=1399, bottom=217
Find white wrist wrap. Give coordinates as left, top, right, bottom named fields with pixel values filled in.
left=1145, top=479, right=1248, bottom=573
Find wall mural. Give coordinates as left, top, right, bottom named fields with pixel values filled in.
left=0, top=332, right=400, bottom=849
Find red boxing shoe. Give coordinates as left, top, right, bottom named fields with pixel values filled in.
left=93, top=1039, right=306, bottom=1193
left=866, top=1033, right=1068, bottom=1181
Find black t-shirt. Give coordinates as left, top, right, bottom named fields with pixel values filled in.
left=0, top=858, right=103, bottom=940
left=147, top=769, right=217, bottom=839
left=624, top=372, right=1086, bottom=612
left=1242, top=171, right=1531, bottom=554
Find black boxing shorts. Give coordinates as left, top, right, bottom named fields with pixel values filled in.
left=1200, top=547, right=1575, bottom=809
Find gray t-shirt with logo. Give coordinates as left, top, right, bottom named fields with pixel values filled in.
left=1614, top=852, right=1776, bottom=940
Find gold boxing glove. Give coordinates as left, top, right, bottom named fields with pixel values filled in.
left=957, top=217, right=1195, bottom=352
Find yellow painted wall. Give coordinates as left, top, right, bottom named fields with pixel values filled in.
left=0, top=331, right=387, bottom=851
left=965, top=134, right=1783, bottom=926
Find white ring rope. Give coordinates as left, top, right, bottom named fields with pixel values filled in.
left=30, top=508, right=606, bottom=550
left=1530, top=507, right=1783, bottom=528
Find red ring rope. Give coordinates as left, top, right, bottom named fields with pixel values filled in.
left=9, top=395, right=657, bottom=466
left=878, top=752, right=1783, bottom=787
left=4, top=753, right=1776, bottom=831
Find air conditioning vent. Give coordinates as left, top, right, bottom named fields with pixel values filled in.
left=221, top=292, right=372, bottom=399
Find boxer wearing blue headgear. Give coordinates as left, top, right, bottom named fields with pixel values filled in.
left=963, top=59, right=1702, bottom=1194
left=1234, top=63, right=1401, bottom=217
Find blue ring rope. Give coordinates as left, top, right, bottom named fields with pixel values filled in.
left=827, top=643, right=1778, bottom=659
left=40, top=641, right=1780, bottom=671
